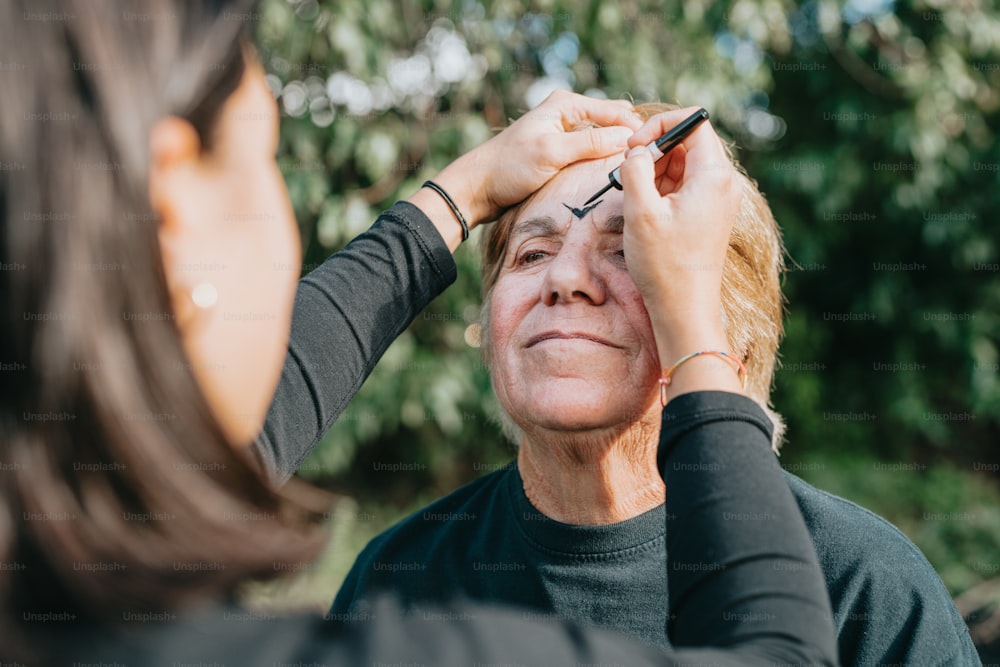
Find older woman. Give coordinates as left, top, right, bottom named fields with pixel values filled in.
left=326, top=105, right=980, bottom=666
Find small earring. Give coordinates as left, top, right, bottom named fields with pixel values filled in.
left=191, top=282, right=218, bottom=309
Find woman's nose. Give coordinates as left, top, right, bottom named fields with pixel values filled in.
left=541, top=242, right=607, bottom=307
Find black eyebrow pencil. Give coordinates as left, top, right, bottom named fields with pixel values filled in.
left=582, top=107, right=710, bottom=206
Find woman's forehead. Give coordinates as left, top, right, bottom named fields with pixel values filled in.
left=515, top=154, right=624, bottom=221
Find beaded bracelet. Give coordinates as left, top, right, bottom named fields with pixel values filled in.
left=421, top=180, right=470, bottom=242
left=659, top=350, right=747, bottom=406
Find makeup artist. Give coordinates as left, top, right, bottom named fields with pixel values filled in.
left=2, top=0, right=835, bottom=665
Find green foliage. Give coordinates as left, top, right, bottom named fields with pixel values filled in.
left=254, top=0, right=1000, bottom=597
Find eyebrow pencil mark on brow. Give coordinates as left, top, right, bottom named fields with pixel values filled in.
left=563, top=199, right=604, bottom=220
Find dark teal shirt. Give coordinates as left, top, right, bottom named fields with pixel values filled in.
left=333, top=464, right=980, bottom=666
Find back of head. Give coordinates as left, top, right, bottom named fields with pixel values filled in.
left=480, top=102, right=787, bottom=447
left=0, top=0, right=322, bottom=660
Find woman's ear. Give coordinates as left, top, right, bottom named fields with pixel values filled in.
left=148, top=116, right=202, bottom=218
left=148, top=117, right=208, bottom=333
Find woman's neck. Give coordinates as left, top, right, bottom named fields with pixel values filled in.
left=517, top=419, right=665, bottom=525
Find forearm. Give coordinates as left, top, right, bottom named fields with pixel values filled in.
left=659, top=391, right=838, bottom=666
left=256, top=201, right=456, bottom=484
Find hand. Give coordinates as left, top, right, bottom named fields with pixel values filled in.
left=432, top=90, right=642, bottom=226
left=617, top=108, right=745, bottom=395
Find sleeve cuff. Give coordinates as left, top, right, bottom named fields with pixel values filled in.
left=382, top=200, right=458, bottom=286
left=657, top=391, right=775, bottom=475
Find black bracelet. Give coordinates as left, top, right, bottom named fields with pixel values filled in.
left=421, top=180, right=470, bottom=242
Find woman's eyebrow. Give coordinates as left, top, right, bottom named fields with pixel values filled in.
left=602, top=214, right=625, bottom=234
left=509, top=216, right=561, bottom=244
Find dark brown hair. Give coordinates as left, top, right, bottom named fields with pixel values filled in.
left=0, top=0, right=325, bottom=659
left=480, top=103, right=787, bottom=448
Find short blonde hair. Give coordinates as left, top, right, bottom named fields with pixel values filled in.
left=480, top=102, right=787, bottom=449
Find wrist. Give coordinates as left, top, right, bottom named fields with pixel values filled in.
left=432, top=156, right=494, bottom=227
left=650, top=298, right=744, bottom=401
left=407, top=187, right=465, bottom=252
left=658, top=354, right=745, bottom=403
left=647, top=306, right=725, bottom=352
left=406, top=162, right=489, bottom=252
left=650, top=317, right=731, bottom=372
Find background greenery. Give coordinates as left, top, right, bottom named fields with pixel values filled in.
left=252, top=0, right=1000, bottom=657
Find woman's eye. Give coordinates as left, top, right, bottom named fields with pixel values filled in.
left=519, top=250, right=548, bottom=265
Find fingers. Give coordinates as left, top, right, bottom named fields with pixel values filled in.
left=627, top=106, right=706, bottom=147
left=539, top=90, right=643, bottom=131
left=619, top=118, right=739, bottom=235
left=630, top=109, right=727, bottom=175
left=547, top=125, right=632, bottom=166
left=663, top=144, right=686, bottom=185
left=618, top=144, right=665, bottom=228
left=647, top=143, right=686, bottom=195
left=628, top=110, right=733, bottom=198
left=622, top=139, right=686, bottom=196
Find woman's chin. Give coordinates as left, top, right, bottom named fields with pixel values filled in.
left=515, top=390, right=648, bottom=434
